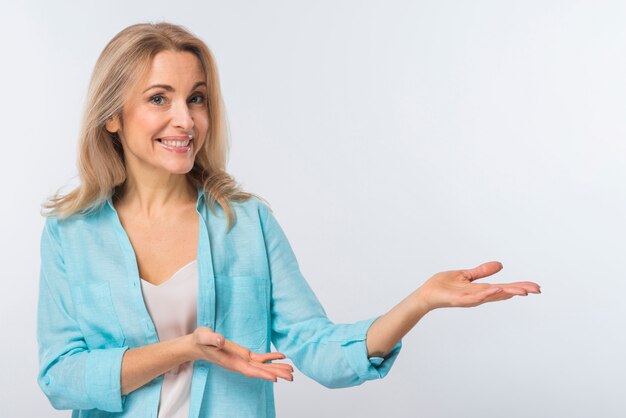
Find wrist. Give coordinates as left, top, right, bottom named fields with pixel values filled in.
left=409, top=287, right=434, bottom=316
left=179, top=333, right=200, bottom=362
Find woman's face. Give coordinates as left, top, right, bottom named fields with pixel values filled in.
left=106, top=50, right=209, bottom=176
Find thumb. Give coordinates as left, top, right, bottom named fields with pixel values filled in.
left=461, top=261, right=503, bottom=281
left=196, top=327, right=225, bottom=349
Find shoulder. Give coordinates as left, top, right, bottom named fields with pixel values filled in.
left=225, top=195, right=273, bottom=222
left=209, top=196, right=277, bottom=238
left=41, top=204, right=107, bottom=244
left=40, top=215, right=67, bottom=258
left=41, top=216, right=61, bottom=245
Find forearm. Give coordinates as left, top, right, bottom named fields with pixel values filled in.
left=120, top=334, right=195, bottom=395
left=366, top=289, right=430, bottom=358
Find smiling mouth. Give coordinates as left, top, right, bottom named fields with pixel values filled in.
left=156, top=135, right=193, bottom=147
left=157, top=139, right=191, bottom=147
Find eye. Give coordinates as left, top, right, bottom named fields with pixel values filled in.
left=189, top=94, right=207, bottom=105
left=149, top=94, right=166, bottom=105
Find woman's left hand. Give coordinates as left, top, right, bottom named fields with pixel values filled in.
left=365, top=261, right=541, bottom=357
left=416, top=261, right=541, bottom=311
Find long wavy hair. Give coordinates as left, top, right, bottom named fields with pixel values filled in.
left=41, top=22, right=267, bottom=230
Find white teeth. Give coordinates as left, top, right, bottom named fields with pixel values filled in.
left=160, top=139, right=191, bottom=147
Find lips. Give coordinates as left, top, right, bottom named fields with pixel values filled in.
left=154, top=134, right=194, bottom=153
left=157, top=135, right=193, bottom=141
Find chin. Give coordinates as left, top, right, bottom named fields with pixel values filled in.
left=163, top=163, right=194, bottom=175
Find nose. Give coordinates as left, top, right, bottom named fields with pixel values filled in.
left=171, top=101, right=194, bottom=131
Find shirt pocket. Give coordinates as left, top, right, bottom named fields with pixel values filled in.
left=214, top=275, right=268, bottom=352
left=72, top=281, right=126, bottom=348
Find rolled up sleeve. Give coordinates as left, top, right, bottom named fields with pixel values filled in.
left=259, top=203, right=402, bottom=389
left=340, top=317, right=402, bottom=382
left=37, top=217, right=129, bottom=412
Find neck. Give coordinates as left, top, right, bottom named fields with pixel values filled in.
left=117, top=172, right=197, bottom=220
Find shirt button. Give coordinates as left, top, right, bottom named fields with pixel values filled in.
left=43, top=376, right=51, bottom=385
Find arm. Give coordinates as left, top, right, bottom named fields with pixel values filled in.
left=37, top=218, right=129, bottom=412
left=120, top=335, right=195, bottom=395
left=37, top=218, right=291, bottom=412
left=260, top=204, right=403, bottom=389
left=121, top=331, right=293, bottom=395
left=365, top=262, right=542, bottom=358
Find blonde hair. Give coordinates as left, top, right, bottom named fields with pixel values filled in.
left=41, top=22, right=267, bottom=230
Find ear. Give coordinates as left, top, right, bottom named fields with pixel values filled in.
left=105, top=114, right=121, bottom=134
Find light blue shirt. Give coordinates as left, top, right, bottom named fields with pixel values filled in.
left=37, top=187, right=402, bottom=417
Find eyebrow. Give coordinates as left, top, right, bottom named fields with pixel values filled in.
left=142, top=81, right=207, bottom=94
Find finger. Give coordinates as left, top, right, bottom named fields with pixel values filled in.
left=245, top=360, right=293, bottom=382
left=496, top=284, right=546, bottom=297
left=453, top=286, right=503, bottom=307
left=196, top=329, right=225, bottom=348
left=461, top=261, right=503, bottom=282
left=240, top=363, right=279, bottom=382
left=498, top=285, right=530, bottom=296
left=249, top=357, right=294, bottom=375
left=223, top=340, right=252, bottom=359
left=259, top=364, right=294, bottom=380
left=204, top=345, right=287, bottom=382
left=485, top=287, right=528, bottom=302
left=264, top=367, right=293, bottom=382
left=250, top=351, right=286, bottom=363
left=503, top=281, right=541, bottom=293
left=479, top=284, right=544, bottom=303
left=478, top=286, right=504, bottom=299
left=212, top=334, right=225, bottom=349
left=263, top=363, right=295, bottom=378
left=267, top=363, right=294, bottom=372
left=481, top=291, right=516, bottom=303
left=228, top=355, right=278, bottom=381
left=250, top=362, right=294, bottom=381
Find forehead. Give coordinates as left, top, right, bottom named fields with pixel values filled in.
left=139, top=50, right=205, bottom=88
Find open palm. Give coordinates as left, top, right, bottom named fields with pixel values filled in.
left=418, top=261, right=541, bottom=310
left=191, top=327, right=294, bottom=382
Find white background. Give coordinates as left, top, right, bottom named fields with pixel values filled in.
left=1, top=1, right=625, bottom=417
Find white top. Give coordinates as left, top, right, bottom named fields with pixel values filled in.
left=140, top=260, right=198, bottom=418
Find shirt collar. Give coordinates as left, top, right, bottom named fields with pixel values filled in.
left=196, top=185, right=205, bottom=210
left=105, top=194, right=116, bottom=213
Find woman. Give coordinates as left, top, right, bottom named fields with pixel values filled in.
left=37, top=22, right=540, bottom=418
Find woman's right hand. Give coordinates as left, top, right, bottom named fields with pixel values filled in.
left=187, top=327, right=294, bottom=382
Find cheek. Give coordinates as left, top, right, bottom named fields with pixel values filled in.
left=193, top=113, right=210, bottom=146
left=194, top=111, right=210, bottom=133
left=193, top=135, right=207, bottom=157
left=124, top=108, right=163, bottom=139
left=138, top=114, right=164, bottom=137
